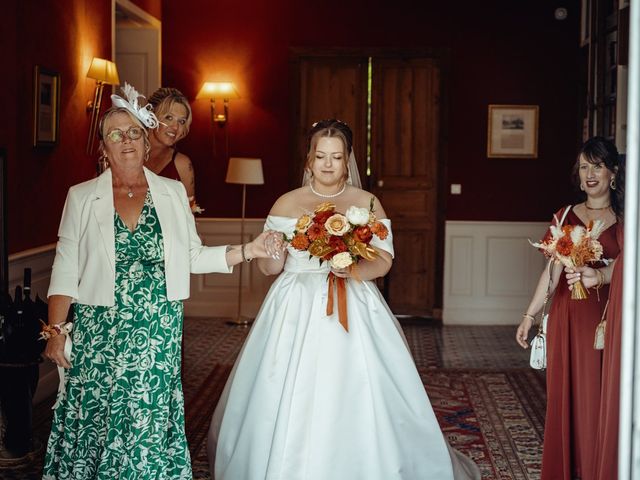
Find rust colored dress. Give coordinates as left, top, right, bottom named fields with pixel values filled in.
left=594, top=223, right=624, bottom=479
left=541, top=207, right=620, bottom=480
left=158, top=149, right=181, bottom=181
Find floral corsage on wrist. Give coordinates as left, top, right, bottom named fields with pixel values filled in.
left=39, top=320, right=73, bottom=341
left=286, top=198, right=389, bottom=331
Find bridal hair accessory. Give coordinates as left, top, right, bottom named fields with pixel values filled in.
left=111, top=82, right=159, bottom=129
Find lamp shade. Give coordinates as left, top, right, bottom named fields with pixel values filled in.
left=87, top=57, right=120, bottom=85
left=226, top=158, right=264, bottom=185
left=197, top=82, right=240, bottom=100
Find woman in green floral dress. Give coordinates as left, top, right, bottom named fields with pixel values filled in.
left=42, top=85, right=279, bottom=479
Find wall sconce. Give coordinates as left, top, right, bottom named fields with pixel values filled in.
left=196, top=82, right=239, bottom=157
left=86, top=57, right=120, bottom=156
left=196, top=82, right=240, bottom=126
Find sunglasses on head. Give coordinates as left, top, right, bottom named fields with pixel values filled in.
left=105, top=126, right=144, bottom=143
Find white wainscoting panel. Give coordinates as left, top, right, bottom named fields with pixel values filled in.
left=185, top=218, right=276, bottom=318
left=443, top=221, right=549, bottom=325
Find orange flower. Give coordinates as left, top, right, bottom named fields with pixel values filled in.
left=313, top=210, right=333, bottom=225
left=290, top=233, right=310, bottom=251
left=353, top=225, right=373, bottom=243
left=556, top=235, right=574, bottom=256
left=307, top=224, right=327, bottom=242
left=314, top=202, right=336, bottom=213
left=371, top=221, right=388, bottom=240
left=328, top=235, right=348, bottom=253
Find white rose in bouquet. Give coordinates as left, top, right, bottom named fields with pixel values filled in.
left=345, top=206, right=370, bottom=226
left=330, top=251, right=354, bottom=269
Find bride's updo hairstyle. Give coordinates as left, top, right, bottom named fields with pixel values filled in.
left=306, top=119, right=353, bottom=183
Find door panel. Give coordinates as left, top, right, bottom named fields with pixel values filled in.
left=293, top=53, right=443, bottom=317
left=116, top=27, right=160, bottom=97
left=371, top=57, right=442, bottom=316
left=293, top=56, right=368, bottom=187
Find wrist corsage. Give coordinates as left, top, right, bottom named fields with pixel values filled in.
left=39, top=320, right=73, bottom=341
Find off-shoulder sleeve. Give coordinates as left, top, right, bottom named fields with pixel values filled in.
left=263, top=215, right=297, bottom=236
left=370, top=219, right=394, bottom=258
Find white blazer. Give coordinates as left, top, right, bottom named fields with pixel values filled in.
left=48, top=167, right=231, bottom=305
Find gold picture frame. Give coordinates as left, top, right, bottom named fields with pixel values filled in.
left=487, top=104, right=539, bottom=158
left=33, top=65, right=60, bottom=147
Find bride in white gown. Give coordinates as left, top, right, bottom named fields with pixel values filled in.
left=208, top=120, right=480, bottom=480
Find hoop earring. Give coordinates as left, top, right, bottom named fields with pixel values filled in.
left=610, top=177, right=617, bottom=190
left=580, top=183, right=585, bottom=191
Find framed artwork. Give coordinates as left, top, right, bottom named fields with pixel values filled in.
left=33, top=66, right=60, bottom=147
left=487, top=105, right=539, bottom=158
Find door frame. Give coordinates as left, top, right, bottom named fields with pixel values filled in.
left=111, top=0, right=162, bottom=92
left=290, top=47, right=450, bottom=313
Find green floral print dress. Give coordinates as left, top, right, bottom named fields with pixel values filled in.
left=43, top=192, right=191, bottom=479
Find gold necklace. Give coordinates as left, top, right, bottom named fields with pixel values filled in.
left=585, top=202, right=611, bottom=210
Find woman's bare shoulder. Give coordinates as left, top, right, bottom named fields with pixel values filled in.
left=269, top=187, right=308, bottom=217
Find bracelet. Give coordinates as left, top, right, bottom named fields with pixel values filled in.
left=241, top=243, right=253, bottom=263
left=595, top=269, right=605, bottom=290
left=522, top=313, right=536, bottom=322
left=39, top=320, right=71, bottom=341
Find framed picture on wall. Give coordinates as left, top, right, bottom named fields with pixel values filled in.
left=33, top=66, right=60, bottom=147
left=487, top=104, right=539, bottom=158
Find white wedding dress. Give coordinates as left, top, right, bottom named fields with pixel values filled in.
left=208, top=216, right=480, bottom=480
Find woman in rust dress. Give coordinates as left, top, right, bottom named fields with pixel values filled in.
left=566, top=151, right=625, bottom=480
left=146, top=88, right=202, bottom=212
left=516, top=137, right=622, bottom=480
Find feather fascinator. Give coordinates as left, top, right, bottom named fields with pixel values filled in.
left=111, top=82, right=159, bottom=129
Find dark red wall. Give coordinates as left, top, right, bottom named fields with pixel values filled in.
left=1, top=0, right=582, bottom=255
left=130, top=0, right=161, bottom=21
left=1, top=0, right=112, bottom=254
left=162, top=0, right=581, bottom=222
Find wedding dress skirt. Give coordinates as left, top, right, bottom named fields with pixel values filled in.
left=208, top=216, right=479, bottom=480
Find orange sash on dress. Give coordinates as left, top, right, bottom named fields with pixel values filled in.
left=326, top=273, right=348, bottom=332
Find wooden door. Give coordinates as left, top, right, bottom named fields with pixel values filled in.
left=370, top=57, right=443, bottom=317
left=292, top=53, right=444, bottom=317
left=292, top=55, right=368, bottom=187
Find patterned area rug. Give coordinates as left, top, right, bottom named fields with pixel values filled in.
left=0, top=318, right=545, bottom=479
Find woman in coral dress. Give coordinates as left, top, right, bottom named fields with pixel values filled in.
left=516, top=136, right=623, bottom=480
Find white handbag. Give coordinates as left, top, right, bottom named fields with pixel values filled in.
left=530, top=304, right=549, bottom=369
left=530, top=260, right=553, bottom=370
left=529, top=206, right=571, bottom=370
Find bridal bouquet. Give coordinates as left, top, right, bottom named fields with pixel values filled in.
left=287, top=199, right=389, bottom=331
left=289, top=199, right=388, bottom=268
left=530, top=218, right=606, bottom=300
